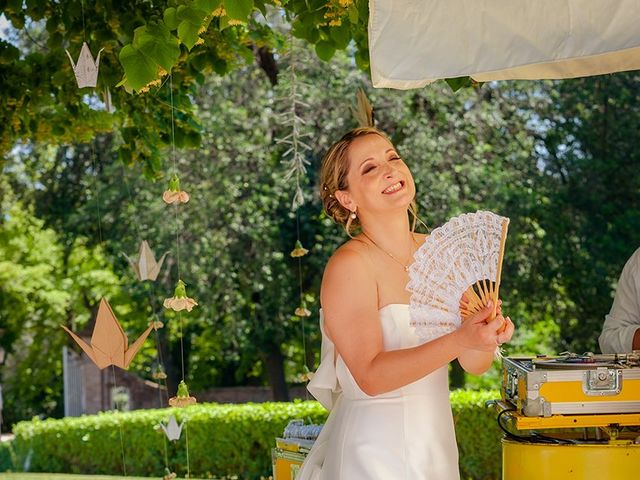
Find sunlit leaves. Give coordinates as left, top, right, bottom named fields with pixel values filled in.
left=118, top=23, right=180, bottom=92
left=224, top=0, right=254, bottom=22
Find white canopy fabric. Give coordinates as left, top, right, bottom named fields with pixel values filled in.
left=369, top=0, right=640, bottom=89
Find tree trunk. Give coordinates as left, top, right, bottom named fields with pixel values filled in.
left=264, top=346, right=289, bottom=401
left=255, top=46, right=279, bottom=86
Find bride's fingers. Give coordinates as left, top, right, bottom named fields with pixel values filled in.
left=467, top=301, right=494, bottom=324
left=497, top=317, right=514, bottom=344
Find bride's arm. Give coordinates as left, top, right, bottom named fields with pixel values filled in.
left=321, top=247, right=503, bottom=396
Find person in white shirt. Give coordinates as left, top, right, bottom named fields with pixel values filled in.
left=599, top=247, right=640, bottom=353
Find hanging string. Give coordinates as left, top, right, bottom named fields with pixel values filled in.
left=89, top=142, right=103, bottom=244
left=110, top=365, right=128, bottom=476
left=184, top=421, right=191, bottom=479
left=168, top=72, right=190, bottom=476
left=119, top=164, right=170, bottom=408
left=277, top=39, right=312, bottom=397
left=81, top=0, right=86, bottom=42
left=168, top=75, right=186, bottom=383
left=88, top=140, right=127, bottom=475
left=169, top=75, right=182, bottom=280
left=163, top=434, right=170, bottom=478
left=296, top=211, right=309, bottom=401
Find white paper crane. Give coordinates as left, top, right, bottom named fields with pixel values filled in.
left=160, top=415, right=184, bottom=442
left=122, top=240, right=168, bottom=282
left=65, top=42, right=104, bottom=88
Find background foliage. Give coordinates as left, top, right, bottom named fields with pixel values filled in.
left=1, top=0, right=639, bottom=440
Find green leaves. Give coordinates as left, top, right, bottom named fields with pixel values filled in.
left=314, top=40, right=335, bottom=62
left=224, top=0, right=254, bottom=21
left=177, top=5, right=208, bottom=50
left=119, top=23, right=180, bottom=92
left=0, top=40, right=20, bottom=64
left=168, top=2, right=218, bottom=51
left=118, top=0, right=255, bottom=92
left=118, top=46, right=157, bottom=92
left=445, top=76, right=474, bottom=92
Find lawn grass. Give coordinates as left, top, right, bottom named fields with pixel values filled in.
left=0, top=475, right=166, bottom=479
left=0, top=475, right=216, bottom=480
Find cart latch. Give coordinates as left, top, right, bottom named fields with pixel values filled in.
left=583, top=367, right=621, bottom=396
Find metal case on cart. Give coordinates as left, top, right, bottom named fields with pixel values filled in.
left=501, top=353, right=640, bottom=417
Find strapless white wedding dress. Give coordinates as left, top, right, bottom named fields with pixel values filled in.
left=297, top=304, right=459, bottom=480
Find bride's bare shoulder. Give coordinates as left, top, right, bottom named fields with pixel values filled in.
left=321, top=237, right=377, bottom=312
left=326, top=237, right=370, bottom=270
left=322, top=237, right=374, bottom=288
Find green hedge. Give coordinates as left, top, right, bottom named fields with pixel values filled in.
left=3, top=390, right=502, bottom=479
left=0, top=441, right=16, bottom=472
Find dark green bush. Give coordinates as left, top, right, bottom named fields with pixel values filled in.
left=452, top=389, right=502, bottom=480
left=7, top=391, right=502, bottom=479
left=0, top=441, right=16, bottom=472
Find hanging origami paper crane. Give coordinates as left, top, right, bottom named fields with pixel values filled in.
left=160, top=415, right=184, bottom=441
left=122, top=240, right=169, bottom=282
left=163, top=279, right=198, bottom=312
left=61, top=298, right=154, bottom=370
left=168, top=380, right=197, bottom=407
left=103, top=87, right=115, bottom=113
left=162, top=175, right=190, bottom=204
left=65, top=42, right=104, bottom=88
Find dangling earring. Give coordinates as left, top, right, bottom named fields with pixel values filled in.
left=345, top=208, right=357, bottom=238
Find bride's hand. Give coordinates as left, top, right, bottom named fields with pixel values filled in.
left=452, top=301, right=510, bottom=351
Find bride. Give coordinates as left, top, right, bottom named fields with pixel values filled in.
left=297, top=127, right=514, bottom=479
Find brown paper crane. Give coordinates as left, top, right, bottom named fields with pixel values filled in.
left=122, top=240, right=168, bottom=282
left=61, top=298, right=154, bottom=369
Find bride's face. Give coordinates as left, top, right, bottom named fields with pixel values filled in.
left=339, top=134, right=416, bottom=217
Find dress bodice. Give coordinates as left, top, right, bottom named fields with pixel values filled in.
left=308, top=304, right=449, bottom=409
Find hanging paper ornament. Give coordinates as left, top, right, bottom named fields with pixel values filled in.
left=163, top=280, right=198, bottom=312
left=152, top=368, right=168, bottom=380
left=103, top=87, right=115, bottom=113
left=290, top=240, right=309, bottom=258
left=122, top=240, right=169, bottom=282
left=160, top=415, right=184, bottom=441
left=163, top=470, right=177, bottom=480
left=65, top=42, right=104, bottom=88
left=301, top=365, right=314, bottom=382
left=162, top=175, right=190, bottom=204
left=61, top=298, right=154, bottom=369
left=153, top=320, right=164, bottom=330
left=295, top=305, right=311, bottom=317
left=169, top=380, right=197, bottom=407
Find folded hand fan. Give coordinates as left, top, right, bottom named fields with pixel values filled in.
left=407, top=211, right=509, bottom=341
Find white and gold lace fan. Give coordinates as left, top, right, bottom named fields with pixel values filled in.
left=407, top=210, right=509, bottom=341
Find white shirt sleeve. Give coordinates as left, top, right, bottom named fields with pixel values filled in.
left=599, top=247, right=640, bottom=353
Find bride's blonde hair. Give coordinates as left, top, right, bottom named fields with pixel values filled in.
left=319, top=127, right=421, bottom=236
